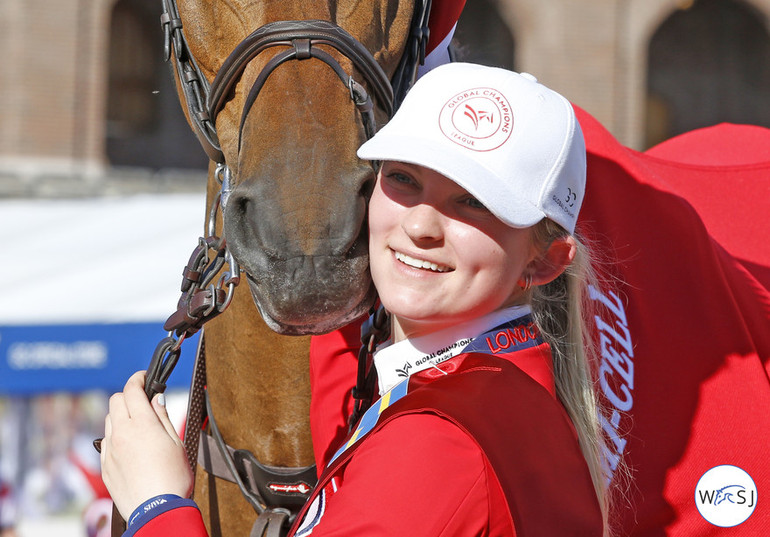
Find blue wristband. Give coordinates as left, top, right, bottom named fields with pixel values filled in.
left=127, top=494, right=184, bottom=528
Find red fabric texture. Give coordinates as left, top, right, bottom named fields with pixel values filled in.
left=309, top=319, right=361, bottom=474
left=642, top=123, right=770, bottom=290
left=645, top=123, right=770, bottom=166
left=308, top=321, right=558, bottom=474
left=300, top=413, right=513, bottom=536
left=575, top=107, right=770, bottom=536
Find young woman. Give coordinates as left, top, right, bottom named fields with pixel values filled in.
left=101, top=63, right=609, bottom=536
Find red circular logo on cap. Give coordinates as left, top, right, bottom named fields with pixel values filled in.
left=439, top=87, right=513, bottom=152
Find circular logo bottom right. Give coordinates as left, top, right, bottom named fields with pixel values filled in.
left=695, top=465, right=757, bottom=527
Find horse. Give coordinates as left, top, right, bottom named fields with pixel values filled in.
left=158, top=1, right=427, bottom=535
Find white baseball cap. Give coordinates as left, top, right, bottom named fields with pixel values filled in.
left=358, top=63, right=586, bottom=234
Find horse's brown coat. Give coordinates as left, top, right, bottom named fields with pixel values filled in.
left=170, top=2, right=416, bottom=535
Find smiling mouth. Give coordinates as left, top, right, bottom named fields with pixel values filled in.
left=394, top=251, right=451, bottom=273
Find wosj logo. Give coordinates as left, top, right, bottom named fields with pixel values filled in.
left=695, top=465, right=757, bottom=527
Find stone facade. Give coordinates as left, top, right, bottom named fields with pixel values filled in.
left=0, top=0, right=768, bottom=196
left=0, top=0, right=110, bottom=181
left=0, top=0, right=207, bottom=196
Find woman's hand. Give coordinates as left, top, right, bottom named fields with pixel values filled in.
left=101, top=371, right=193, bottom=521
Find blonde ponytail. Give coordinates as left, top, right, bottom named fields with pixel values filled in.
left=529, top=219, right=612, bottom=535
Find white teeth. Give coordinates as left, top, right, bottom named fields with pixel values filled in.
left=394, top=251, right=450, bottom=272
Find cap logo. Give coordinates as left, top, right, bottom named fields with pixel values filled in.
left=439, top=87, right=513, bottom=152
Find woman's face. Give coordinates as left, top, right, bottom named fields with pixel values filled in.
left=369, top=161, right=539, bottom=341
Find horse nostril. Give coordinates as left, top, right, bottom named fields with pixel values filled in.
left=359, top=175, right=375, bottom=200
left=223, top=194, right=253, bottom=245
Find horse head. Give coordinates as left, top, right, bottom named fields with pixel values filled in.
left=171, top=1, right=419, bottom=335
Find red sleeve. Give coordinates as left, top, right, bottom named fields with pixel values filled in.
left=305, top=413, right=514, bottom=537
left=128, top=504, right=208, bottom=537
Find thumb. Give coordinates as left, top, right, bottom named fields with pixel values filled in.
left=152, top=393, right=181, bottom=441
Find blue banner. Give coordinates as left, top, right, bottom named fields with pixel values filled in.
left=0, top=323, right=197, bottom=394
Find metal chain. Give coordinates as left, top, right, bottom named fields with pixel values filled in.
left=145, top=166, right=240, bottom=399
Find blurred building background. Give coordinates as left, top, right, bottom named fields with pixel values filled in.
left=0, top=0, right=768, bottom=198
left=0, top=0, right=768, bottom=535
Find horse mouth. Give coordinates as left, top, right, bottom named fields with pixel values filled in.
left=223, top=174, right=375, bottom=335
left=242, top=255, right=376, bottom=336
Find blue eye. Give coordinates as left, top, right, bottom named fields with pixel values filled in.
left=384, top=171, right=418, bottom=188
left=463, top=196, right=488, bottom=210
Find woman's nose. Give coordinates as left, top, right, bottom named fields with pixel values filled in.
left=401, top=203, right=444, bottom=243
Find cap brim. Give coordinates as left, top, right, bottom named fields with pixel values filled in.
left=358, top=134, right=545, bottom=229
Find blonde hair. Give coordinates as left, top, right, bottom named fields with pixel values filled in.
left=529, top=219, right=613, bottom=535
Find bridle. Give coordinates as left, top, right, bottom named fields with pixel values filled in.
left=140, top=2, right=433, bottom=536
left=160, top=0, right=431, bottom=166
left=215, top=20, right=393, bottom=150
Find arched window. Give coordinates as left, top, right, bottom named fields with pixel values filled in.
left=106, top=0, right=208, bottom=170
left=646, top=0, right=770, bottom=148
left=453, top=0, right=515, bottom=70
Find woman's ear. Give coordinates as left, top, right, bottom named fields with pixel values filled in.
left=528, top=235, right=577, bottom=286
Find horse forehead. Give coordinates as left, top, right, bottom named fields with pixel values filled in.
left=177, top=0, right=413, bottom=70
left=336, top=1, right=416, bottom=68
left=174, top=1, right=328, bottom=71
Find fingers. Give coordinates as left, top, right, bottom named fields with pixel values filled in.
left=107, top=371, right=146, bottom=422
left=108, top=391, right=128, bottom=423
left=100, top=414, right=112, bottom=465
left=152, top=394, right=182, bottom=442
left=123, top=371, right=156, bottom=419
left=101, top=371, right=193, bottom=519
left=107, top=372, right=179, bottom=444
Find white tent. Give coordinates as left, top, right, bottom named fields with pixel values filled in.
left=0, top=194, right=208, bottom=393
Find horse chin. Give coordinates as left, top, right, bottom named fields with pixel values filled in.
left=243, top=265, right=376, bottom=336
